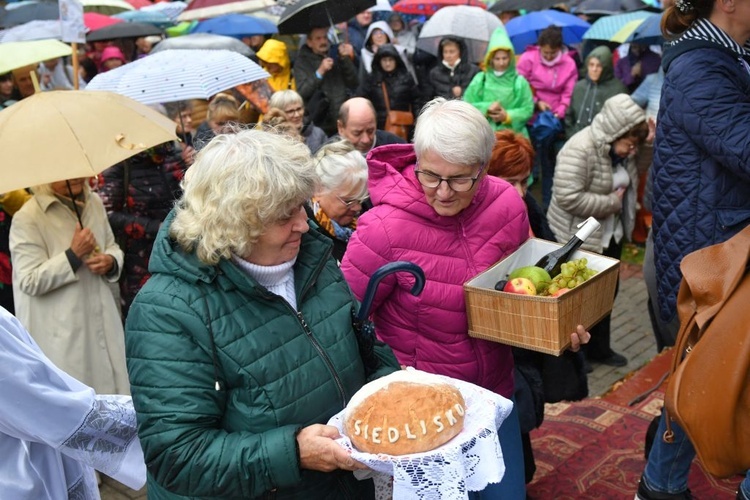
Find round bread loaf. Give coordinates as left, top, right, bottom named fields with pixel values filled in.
left=344, top=370, right=466, bottom=455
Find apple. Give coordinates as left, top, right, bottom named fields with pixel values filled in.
left=503, top=277, right=537, bottom=295
left=551, top=287, right=570, bottom=297
left=508, top=265, right=552, bottom=293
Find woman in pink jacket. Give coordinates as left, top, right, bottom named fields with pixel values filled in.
left=516, top=26, right=578, bottom=210
left=341, top=98, right=590, bottom=499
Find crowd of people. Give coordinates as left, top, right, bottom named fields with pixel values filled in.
left=0, top=0, right=748, bottom=498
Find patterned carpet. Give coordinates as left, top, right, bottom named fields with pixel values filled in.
left=527, top=351, right=742, bottom=499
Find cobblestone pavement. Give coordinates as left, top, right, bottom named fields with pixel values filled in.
left=101, top=264, right=654, bottom=499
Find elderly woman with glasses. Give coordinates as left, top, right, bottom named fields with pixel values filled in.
left=124, top=129, right=400, bottom=499
left=269, top=89, right=328, bottom=153
left=341, top=98, right=590, bottom=499
left=305, top=140, right=368, bottom=263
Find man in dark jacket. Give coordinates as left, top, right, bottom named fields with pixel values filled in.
left=328, top=97, right=406, bottom=155
left=294, top=27, right=359, bottom=136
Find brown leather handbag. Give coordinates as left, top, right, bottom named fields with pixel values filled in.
left=381, top=82, right=413, bottom=140
left=663, top=224, right=750, bottom=478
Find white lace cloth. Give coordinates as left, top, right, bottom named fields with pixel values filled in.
left=328, top=375, right=513, bottom=500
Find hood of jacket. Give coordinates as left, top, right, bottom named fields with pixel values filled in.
left=256, top=39, right=291, bottom=70
left=365, top=20, right=394, bottom=47
left=588, top=93, right=645, bottom=145
left=372, top=43, right=408, bottom=75
left=483, top=27, right=517, bottom=73
left=366, top=143, right=493, bottom=224
left=585, top=45, right=616, bottom=83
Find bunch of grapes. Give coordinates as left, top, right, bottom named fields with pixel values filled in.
left=541, top=258, right=598, bottom=296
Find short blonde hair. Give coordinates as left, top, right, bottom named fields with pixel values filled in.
left=314, top=140, right=368, bottom=198
left=170, top=129, right=317, bottom=265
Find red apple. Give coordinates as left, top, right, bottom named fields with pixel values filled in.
left=551, top=287, right=570, bottom=297
left=503, top=277, right=537, bottom=295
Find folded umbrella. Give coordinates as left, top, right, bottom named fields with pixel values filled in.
left=0, top=90, right=177, bottom=194
left=193, top=13, right=277, bottom=38
left=277, top=0, right=375, bottom=35
left=504, top=10, right=591, bottom=53
left=150, top=33, right=254, bottom=56
left=417, top=5, right=503, bottom=64
left=86, top=48, right=269, bottom=104
left=0, top=39, right=72, bottom=74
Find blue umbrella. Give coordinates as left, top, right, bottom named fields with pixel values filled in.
left=626, top=12, right=663, bottom=45
left=504, top=10, right=591, bottom=53
left=582, top=10, right=652, bottom=41
left=113, top=10, right=175, bottom=28
left=192, top=13, right=278, bottom=38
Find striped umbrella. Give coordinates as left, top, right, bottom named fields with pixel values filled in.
left=85, top=49, right=269, bottom=104
left=582, top=10, right=653, bottom=41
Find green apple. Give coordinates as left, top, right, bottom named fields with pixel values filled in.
left=508, top=266, right=552, bottom=292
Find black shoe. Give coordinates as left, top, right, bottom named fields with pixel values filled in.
left=589, top=351, right=628, bottom=367
left=636, top=477, right=693, bottom=499
left=583, top=357, right=593, bottom=373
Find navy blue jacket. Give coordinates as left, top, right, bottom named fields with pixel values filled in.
left=652, top=39, right=750, bottom=323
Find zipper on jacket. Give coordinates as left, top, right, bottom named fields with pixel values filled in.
left=294, top=310, right=347, bottom=408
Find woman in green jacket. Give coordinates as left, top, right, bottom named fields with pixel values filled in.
left=124, top=129, right=400, bottom=499
left=463, top=27, right=534, bottom=137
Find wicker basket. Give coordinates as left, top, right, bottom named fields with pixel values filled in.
left=464, top=238, right=620, bottom=356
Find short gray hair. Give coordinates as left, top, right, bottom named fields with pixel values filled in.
left=32, top=181, right=91, bottom=197
left=314, top=140, right=368, bottom=197
left=170, top=129, right=317, bottom=265
left=269, top=89, right=304, bottom=111
left=414, top=98, right=495, bottom=167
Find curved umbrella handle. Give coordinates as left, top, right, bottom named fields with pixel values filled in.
left=356, top=261, right=425, bottom=322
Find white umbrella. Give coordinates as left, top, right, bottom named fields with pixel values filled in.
left=0, top=20, right=61, bottom=42
left=139, top=1, right=188, bottom=20
left=85, top=49, right=269, bottom=105
left=368, top=0, right=393, bottom=12
left=416, top=5, right=503, bottom=64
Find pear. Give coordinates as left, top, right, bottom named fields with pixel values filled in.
left=508, top=266, right=552, bottom=292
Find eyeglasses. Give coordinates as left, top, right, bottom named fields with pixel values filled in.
left=335, top=194, right=367, bottom=208
left=285, top=106, right=304, bottom=116
left=414, top=165, right=484, bottom=192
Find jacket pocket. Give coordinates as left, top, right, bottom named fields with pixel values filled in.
left=716, top=208, right=750, bottom=231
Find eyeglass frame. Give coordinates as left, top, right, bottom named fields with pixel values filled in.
left=335, top=194, right=367, bottom=208
left=413, top=162, right=485, bottom=192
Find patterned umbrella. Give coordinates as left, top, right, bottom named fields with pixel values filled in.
left=86, top=49, right=269, bottom=104
left=393, top=0, right=486, bottom=17
left=582, top=10, right=653, bottom=41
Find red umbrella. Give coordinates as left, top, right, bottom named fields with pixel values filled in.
left=125, top=0, right=153, bottom=8
left=84, top=12, right=125, bottom=30
left=393, top=0, right=486, bottom=16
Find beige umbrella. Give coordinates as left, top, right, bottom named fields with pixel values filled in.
left=0, top=90, right=178, bottom=194
left=0, top=39, right=73, bottom=74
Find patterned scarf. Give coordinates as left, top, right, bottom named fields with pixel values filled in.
left=311, top=198, right=357, bottom=242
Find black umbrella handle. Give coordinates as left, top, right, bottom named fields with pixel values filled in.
left=356, top=261, right=425, bottom=322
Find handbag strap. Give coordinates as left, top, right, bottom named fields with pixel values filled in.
left=381, top=82, right=392, bottom=114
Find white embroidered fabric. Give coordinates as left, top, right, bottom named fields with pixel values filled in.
left=328, top=375, right=513, bottom=500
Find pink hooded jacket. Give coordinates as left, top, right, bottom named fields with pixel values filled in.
left=516, top=46, right=578, bottom=119
left=341, top=144, right=529, bottom=398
